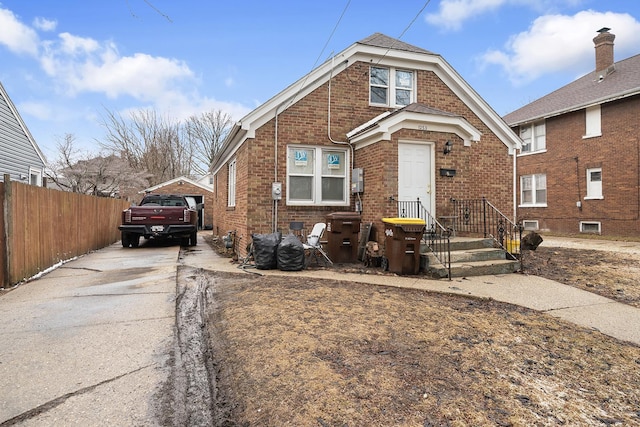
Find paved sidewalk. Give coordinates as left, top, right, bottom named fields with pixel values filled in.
left=188, top=233, right=640, bottom=346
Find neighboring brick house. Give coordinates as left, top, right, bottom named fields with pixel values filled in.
left=141, top=176, right=213, bottom=229
left=211, top=33, right=521, bottom=256
left=0, top=81, right=46, bottom=186
left=505, top=28, right=640, bottom=237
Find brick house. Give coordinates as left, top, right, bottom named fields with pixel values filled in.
left=505, top=29, right=640, bottom=237
left=211, top=33, right=521, bottom=257
left=141, top=176, right=213, bottom=229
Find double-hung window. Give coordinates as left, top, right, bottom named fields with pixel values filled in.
left=584, top=105, right=602, bottom=138
left=287, top=146, right=349, bottom=206
left=370, top=66, right=414, bottom=107
left=520, top=174, right=546, bottom=206
left=585, top=168, right=603, bottom=199
left=519, top=122, right=546, bottom=154
left=227, top=159, right=236, bottom=207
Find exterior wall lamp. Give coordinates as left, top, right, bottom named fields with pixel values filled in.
left=443, top=140, right=453, bottom=155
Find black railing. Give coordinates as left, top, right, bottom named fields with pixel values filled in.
left=397, top=199, right=451, bottom=280
left=450, top=197, right=523, bottom=268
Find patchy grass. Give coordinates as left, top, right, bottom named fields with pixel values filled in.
left=203, top=235, right=640, bottom=426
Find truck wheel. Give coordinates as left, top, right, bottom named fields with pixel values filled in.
left=189, top=231, right=198, bottom=246
left=121, top=232, right=130, bottom=248
left=130, top=235, right=140, bottom=248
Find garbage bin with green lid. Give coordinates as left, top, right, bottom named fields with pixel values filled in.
left=381, top=217, right=426, bottom=275
left=326, top=212, right=361, bottom=263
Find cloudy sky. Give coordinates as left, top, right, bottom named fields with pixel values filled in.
left=1, top=0, right=639, bottom=160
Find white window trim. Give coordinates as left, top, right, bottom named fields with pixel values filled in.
left=518, top=121, right=546, bottom=154
left=580, top=221, right=601, bottom=234
left=369, top=66, right=415, bottom=108
left=585, top=167, right=603, bottom=200
left=583, top=105, right=602, bottom=139
left=522, top=220, right=539, bottom=231
left=227, top=159, right=236, bottom=207
left=286, top=145, right=350, bottom=207
left=28, top=167, right=42, bottom=186
left=519, top=174, right=547, bottom=208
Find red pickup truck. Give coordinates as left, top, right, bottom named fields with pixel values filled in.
left=119, top=194, right=199, bottom=248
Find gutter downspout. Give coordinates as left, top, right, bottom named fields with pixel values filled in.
left=513, top=149, right=517, bottom=222
left=327, top=56, right=357, bottom=210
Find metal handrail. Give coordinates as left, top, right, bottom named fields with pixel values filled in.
left=397, top=199, right=451, bottom=280
left=450, top=197, right=523, bottom=270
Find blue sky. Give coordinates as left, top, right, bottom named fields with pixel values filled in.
left=1, top=0, right=639, bottom=161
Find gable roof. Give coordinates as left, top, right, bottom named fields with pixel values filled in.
left=347, top=103, right=482, bottom=148
left=141, top=176, right=213, bottom=194
left=0, top=81, right=47, bottom=173
left=212, top=33, right=521, bottom=173
left=504, top=53, right=640, bottom=126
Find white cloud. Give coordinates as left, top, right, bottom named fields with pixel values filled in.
left=39, top=33, right=196, bottom=102
left=425, top=0, right=586, bottom=31
left=426, top=0, right=508, bottom=31
left=0, top=7, right=39, bottom=55
left=33, top=16, right=57, bottom=32
left=479, top=10, right=640, bottom=85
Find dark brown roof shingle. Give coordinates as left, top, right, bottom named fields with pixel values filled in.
left=504, top=53, right=640, bottom=125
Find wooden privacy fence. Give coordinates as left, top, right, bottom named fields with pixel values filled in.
left=1, top=177, right=130, bottom=288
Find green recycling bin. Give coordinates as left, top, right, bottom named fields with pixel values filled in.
left=382, top=217, right=426, bottom=275
left=326, top=212, right=361, bottom=263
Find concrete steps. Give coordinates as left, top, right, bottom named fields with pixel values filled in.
left=421, top=237, right=520, bottom=278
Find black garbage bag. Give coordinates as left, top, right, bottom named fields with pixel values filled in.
left=252, top=232, right=281, bottom=270
left=277, top=234, right=305, bottom=271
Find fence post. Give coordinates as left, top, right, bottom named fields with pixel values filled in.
left=2, top=174, right=12, bottom=288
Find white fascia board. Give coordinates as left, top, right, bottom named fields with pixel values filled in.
left=350, top=111, right=481, bottom=149
left=142, top=176, right=213, bottom=193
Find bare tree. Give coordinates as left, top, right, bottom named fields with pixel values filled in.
left=185, top=109, right=233, bottom=175
left=100, top=109, right=194, bottom=186
left=46, top=133, right=150, bottom=198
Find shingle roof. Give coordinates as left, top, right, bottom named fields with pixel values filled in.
left=504, top=53, right=640, bottom=125
left=357, top=33, right=434, bottom=55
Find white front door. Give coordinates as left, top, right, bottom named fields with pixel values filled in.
left=398, top=142, right=433, bottom=215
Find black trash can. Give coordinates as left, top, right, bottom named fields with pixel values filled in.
left=382, top=218, right=425, bottom=275
left=326, top=212, right=361, bottom=263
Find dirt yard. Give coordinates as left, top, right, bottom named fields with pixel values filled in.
left=203, top=235, right=640, bottom=426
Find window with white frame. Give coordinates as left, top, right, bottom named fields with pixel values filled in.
left=584, top=105, right=601, bottom=138
left=519, top=122, right=546, bottom=154
left=585, top=168, right=603, bottom=199
left=520, top=174, right=547, bottom=206
left=580, top=221, right=601, bottom=234
left=29, top=167, right=42, bottom=186
left=370, top=66, right=414, bottom=107
left=228, top=159, right=236, bottom=207
left=287, top=146, right=348, bottom=206
left=522, top=220, right=539, bottom=231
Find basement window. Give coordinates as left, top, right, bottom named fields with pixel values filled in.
left=522, top=220, right=539, bottom=231
left=580, top=221, right=601, bottom=234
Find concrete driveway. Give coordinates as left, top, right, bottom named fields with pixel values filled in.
left=0, top=241, right=179, bottom=425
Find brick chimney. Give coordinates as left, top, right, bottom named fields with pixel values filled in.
left=593, top=27, right=615, bottom=73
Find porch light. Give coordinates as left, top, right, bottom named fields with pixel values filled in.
left=443, top=140, right=453, bottom=155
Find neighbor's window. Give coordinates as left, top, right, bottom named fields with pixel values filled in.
left=519, top=122, right=546, bottom=154
left=584, top=105, right=602, bottom=138
left=29, top=167, right=42, bottom=186
left=522, top=220, right=539, bottom=231
left=580, top=221, right=601, bottom=234
left=520, top=174, right=547, bottom=206
left=287, top=146, right=348, bottom=206
left=585, top=168, right=603, bottom=199
left=370, top=66, right=414, bottom=107
left=228, top=159, right=236, bottom=207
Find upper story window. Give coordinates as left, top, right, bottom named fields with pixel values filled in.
left=519, top=122, right=546, bottom=154
left=228, top=159, right=236, bottom=207
left=520, top=173, right=547, bottom=207
left=287, top=146, right=349, bottom=206
left=584, top=105, right=602, bottom=138
left=585, top=167, right=603, bottom=199
left=370, top=66, right=414, bottom=107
